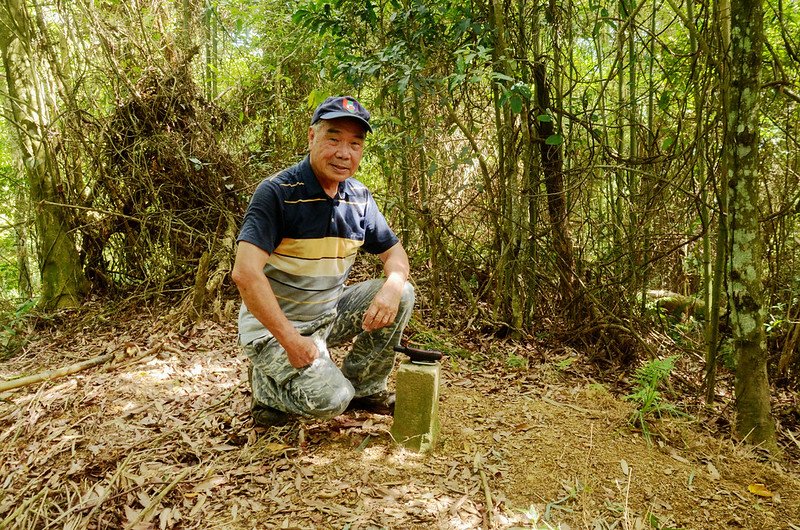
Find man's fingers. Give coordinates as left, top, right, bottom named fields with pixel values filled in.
left=362, top=307, right=397, bottom=331
left=286, top=336, right=319, bottom=367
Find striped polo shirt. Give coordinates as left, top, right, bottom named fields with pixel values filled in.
left=237, top=156, right=399, bottom=345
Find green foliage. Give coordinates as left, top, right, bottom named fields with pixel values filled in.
left=408, top=325, right=471, bottom=359
left=556, top=356, right=575, bottom=370
left=545, top=134, right=564, bottom=146
left=506, top=353, right=528, bottom=369
left=0, top=128, right=24, bottom=301
left=765, top=302, right=789, bottom=335
left=625, top=356, right=686, bottom=443
left=0, top=229, right=18, bottom=295
left=0, top=298, right=36, bottom=359
left=719, top=339, right=737, bottom=370
left=498, top=81, right=533, bottom=114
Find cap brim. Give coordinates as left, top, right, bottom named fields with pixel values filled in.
left=316, top=111, right=373, bottom=132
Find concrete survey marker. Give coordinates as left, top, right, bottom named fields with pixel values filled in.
left=391, top=361, right=441, bottom=453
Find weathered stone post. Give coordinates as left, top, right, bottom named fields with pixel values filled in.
left=391, top=360, right=441, bottom=453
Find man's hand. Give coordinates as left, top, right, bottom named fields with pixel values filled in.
left=283, top=334, right=319, bottom=368
left=362, top=281, right=402, bottom=331
left=363, top=242, right=410, bottom=332
left=233, top=242, right=319, bottom=368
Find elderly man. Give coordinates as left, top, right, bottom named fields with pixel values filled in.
left=232, top=96, right=414, bottom=427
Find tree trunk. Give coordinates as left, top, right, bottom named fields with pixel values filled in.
left=532, top=62, right=580, bottom=312
left=0, top=0, right=86, bottom=309
left=724, top=0, right=776, bottom=449
left=13, top=165, right=33, bottom=297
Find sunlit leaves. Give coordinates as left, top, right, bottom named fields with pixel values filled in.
left=307, top=89, right=329, bottom=109
left=498, top=81, right=532, bottom=114
left=447, top=44, right=493, bottom=92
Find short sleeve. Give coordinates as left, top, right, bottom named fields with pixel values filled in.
left=237, top=179, right=282, bottom=254
left=362, top=194, right=399, bottom=254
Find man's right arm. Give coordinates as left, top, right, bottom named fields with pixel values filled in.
left=231, top=241, right=319, bottom=368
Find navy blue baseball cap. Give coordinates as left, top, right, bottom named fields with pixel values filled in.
left=311, top=96, right=373, bottom=133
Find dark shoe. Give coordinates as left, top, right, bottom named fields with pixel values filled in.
left=346, top=391, right=395, bottom=415
left=251, top=402, right=292, bottom=427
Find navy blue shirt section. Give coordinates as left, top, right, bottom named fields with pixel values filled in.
left=238, top=156, right=398, bottom=256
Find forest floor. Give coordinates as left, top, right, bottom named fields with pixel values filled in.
left=1, top=301, right=799, bottom=530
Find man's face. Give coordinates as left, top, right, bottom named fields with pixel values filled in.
left=308, top=118, right=366, bottom=194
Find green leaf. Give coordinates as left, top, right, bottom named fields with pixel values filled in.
left=658, top=91, right=671, bottom=111
left=536, top=114, right=552, bottom=122
left=661, top=136, right=675, bottom=150
left=307, top=89, right=328, bottom=109
left=509, top=94, right=523, bottom=113
left=492, top=72, right=514, bottom=82
left=291, top=9, right=307, bottom=25
left=397, top=74, right=409, bottom=94
left=512, top=82, right=532, bottom=100
left=545, top=134, right=563, bottom=146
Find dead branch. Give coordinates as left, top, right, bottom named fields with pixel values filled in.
left=0, top=353, right=114, bottom=394
left=0, top=342, right=164, bottom=394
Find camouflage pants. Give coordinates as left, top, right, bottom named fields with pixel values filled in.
left=243, top=279, right=415, bottom=420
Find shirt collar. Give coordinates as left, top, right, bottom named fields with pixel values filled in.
left=300, top=155, right=347, bottom=198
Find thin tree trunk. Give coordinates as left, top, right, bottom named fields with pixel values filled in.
left=699, top=0, right=719, bottom=404
left=724, top=0, right=776, bottom=449
left=14, top=167, right=32, bottom=297
left=532, top=62, right=579, bottom=312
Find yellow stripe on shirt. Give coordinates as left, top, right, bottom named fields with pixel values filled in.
left=268, top=252, right=358, bottom=277
left=274, top=237, right=364, bottom=260
left=284, top=198, right=328, bottom=204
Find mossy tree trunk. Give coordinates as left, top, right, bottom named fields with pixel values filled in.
left=0, top=0, right=86, bottom=309
left=724, top=0, right=776, bottom=449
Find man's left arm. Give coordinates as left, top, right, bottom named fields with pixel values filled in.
left=361, top=242, right=410, bottom=331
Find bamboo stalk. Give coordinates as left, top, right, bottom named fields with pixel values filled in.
left=473, top=452, right=494, bottom=529
left=1, top=342, right=164, bottom=395
left=123, top=467, right=191, bottom=529
left=0, top=353, right=114, bottom=393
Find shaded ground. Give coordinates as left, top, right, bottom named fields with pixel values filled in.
left=1, top=305, right=798, bottom=529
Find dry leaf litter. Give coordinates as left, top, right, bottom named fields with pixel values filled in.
left=0, top=304, right=798, bottom=529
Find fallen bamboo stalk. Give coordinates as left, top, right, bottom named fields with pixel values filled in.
left=479, top=466, right=494, bottom=529
left=45, top=452, right=138, bottom=529
left=0, top=486, right=48, bottom=528
left=123, top=467, right=192, bottom=529
left=473, top=451, right=494, bottom=529
left=1, top=342, right=165, bottom=395
left=0, top=353, right=114, bottom=394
